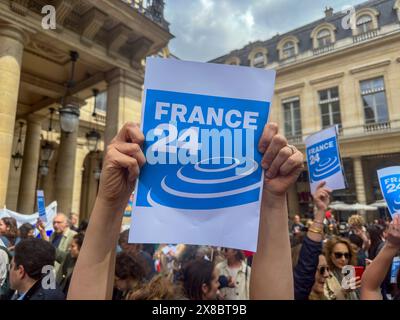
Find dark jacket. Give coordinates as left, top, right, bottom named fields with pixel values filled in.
left=293, top=235, right=323, bottom=300
left=17, top=278, right=65, bottom=300
left=56, top=254, right=76, bottom=295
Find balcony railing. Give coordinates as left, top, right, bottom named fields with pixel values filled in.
left=120, top=0, right=169, bottom=30
left=363, top=121, right=391, bottom=133
left=353, top=29, right=379, bottom=43
left=287, top=134, right=303, bottom=145
left=313, top=44, right=335, bottom=56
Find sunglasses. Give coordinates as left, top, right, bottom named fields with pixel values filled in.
left=318, top=266, right=330, bottom=275
left=334, top=252, right=350, bottom=259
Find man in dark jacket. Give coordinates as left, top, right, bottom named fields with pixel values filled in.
left=9, top=238, right=65, bottom=300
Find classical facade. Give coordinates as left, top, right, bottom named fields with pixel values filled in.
left=210, top=0, right=400, bottom=221
left=1, top=0, right=173, bottom=222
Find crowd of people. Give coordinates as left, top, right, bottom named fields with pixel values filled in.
left=0, top=122, right=399, bottom=301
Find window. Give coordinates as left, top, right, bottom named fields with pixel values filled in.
left=319, top=87, right=342, bottom=129
left=283, top=97, right=302, bottom=137
left=282, top=41, right=296, bottom=59
left=253, top=52, right=266, bottom=68
left=317, top=29, right=332, bottom=47
left=95, top=91, right=107, bottom=112
left=360, top=77, right=389, bottom=124
left=357, top=15, right=373, bottom=34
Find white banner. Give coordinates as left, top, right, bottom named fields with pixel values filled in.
left=0, top=201, right=57, bottom=235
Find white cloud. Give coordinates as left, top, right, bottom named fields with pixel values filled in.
left=164, top=0, right=366, bottom=62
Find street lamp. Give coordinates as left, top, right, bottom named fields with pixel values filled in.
left=59, top=51, right=80, bottom=134
left=38, top=160, right=49, bottom=176
left=41, top=108, right=55, bottom=162
left=86, top=88, right=101, bottom=152
left=86, top=129, right=101, bottom=152
left=59, top=103, right=80, bottom=133
left=11, top=122, right=24, bottom=171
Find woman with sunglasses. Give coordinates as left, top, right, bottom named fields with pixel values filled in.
left=308, top=255, right=330, bottom=300
left=324, top=237, right=359, bottom=300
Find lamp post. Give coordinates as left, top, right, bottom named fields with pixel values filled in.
left=11, top=122, right=24, bottom=171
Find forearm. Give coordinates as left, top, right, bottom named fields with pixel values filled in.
left=361, top=244, right=398, bottom=300
left=306, top=208, right=324, bottom=242
left=67, top=197, right=125, bottom=300
left=294, top=236, right=322, bottom=300
left=250, top=191, right=293, bottom=300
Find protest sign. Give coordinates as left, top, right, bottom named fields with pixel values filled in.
left=37, top=190, right=47, bottom=222
left=305, top=126, right=346, bottom=194
left=377, top=166, right=400, bottom=217
left=129, top=58, right=276, bottom=251
left=391, top=256, right=400, bottom=284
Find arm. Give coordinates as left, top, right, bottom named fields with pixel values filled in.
left=36, top=219, right=49, bottom=242
left=67, top=123, right=145, bottom=300
left=361, top=214, right=400, bottom=300
left=293, top=181, right=332, bottom=300
left=250, top=123, right=304, bottom=300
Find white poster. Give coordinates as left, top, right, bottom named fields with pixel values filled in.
left=129, top=58, right=276, bottom=251
left=305, top=126, right=346, bottom=194
left=377, top=166, right=400, bottom=217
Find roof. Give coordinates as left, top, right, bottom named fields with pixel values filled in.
left=209, top=0, right=399, bottom=65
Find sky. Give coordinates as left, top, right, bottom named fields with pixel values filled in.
left=164, top=0, right=367, bottom=62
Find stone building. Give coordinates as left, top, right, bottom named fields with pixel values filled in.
left=210, top=0, right=400, bottom=221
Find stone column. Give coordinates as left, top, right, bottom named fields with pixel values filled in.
left=0, top=23, right=28, bottom=208
left=104, top=68, right=144, bottom=149
left=55, top=128, right=79, bottom=215
left=353, top=156, right=367, bottom=204
left=17, top=115, right=42, bottom=213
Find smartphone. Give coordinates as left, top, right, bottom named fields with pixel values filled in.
left=354, top=266, right=365, bottom=279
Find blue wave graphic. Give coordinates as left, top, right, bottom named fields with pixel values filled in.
left=145, top=157, right=262, bottom=210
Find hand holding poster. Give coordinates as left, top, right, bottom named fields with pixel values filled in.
left=377, top=166, right=400, bottom=217
left=129, top=58, right=276, bottom=251
left=36, top=190, right=47, bottom=222
left=305, top=126, right=346, bottom=194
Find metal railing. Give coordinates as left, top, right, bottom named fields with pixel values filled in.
left=287, top=134, right=303, bottom=145
left=120, top=0, right=169, bottom=30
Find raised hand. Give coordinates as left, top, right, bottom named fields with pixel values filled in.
left=258, top=123, right=304, bottom=196
left=386, top=214, right=400, bottom=249
left=97, top=122, right=146, bottom=207
left=312, top=181, right=332, bottom=211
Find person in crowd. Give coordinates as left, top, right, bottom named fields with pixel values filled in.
left=348, top=214, right=370, bottom=252
left=361, top=214, right=400, bottom=300
left=56, top=233, right=84, bottom=296
left=9, top=238, right=65, bottom=300
left=216, top=248, right=250, bottom=300
left=0, top=217, right=20, bottom=249
left=324, top=237, right=360, bottom=300
left=67, top=122, right=304, bottom=300
left=181, top=259, right=220, bottom=300
left=128, top=274, right=184, bottom=300
left=291, top=215, right=304, bottom=235
left=367, top=224, right=385, bottom=260
left=294, top=181, right=331, bottom=300
left=113, top=252, right=147, bottom=300
left=19, top=223, right=35, bottom=240
left=37, top=213, right=77, bottom=253
left=69, top=213, right=79, bottom=232
left=349, top=234, right=367, bottom=268
left=118, top=229, right=155, bottom=279
left=77, top=219, right=89, bottom=234
left=0, top=241, right=12, bottom=300
left=308, top=254, right=330, bottom=300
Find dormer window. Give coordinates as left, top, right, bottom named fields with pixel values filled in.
left=357, top=14, right=374, bottom=34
